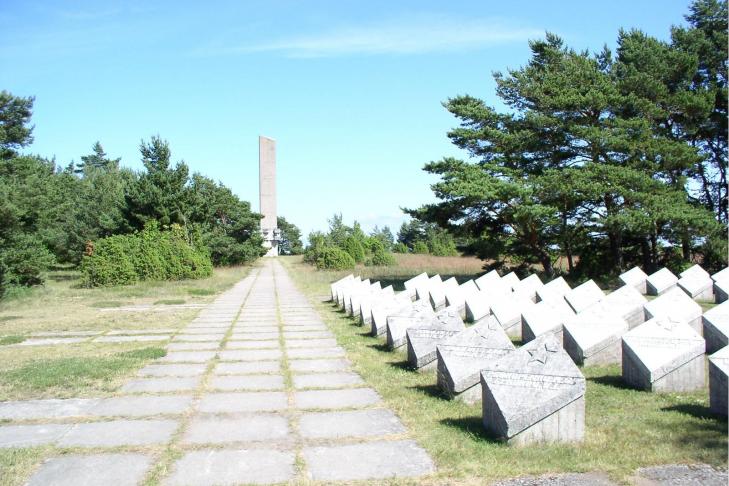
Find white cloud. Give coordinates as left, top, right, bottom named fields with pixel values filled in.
left=194, top=15, right=542, bottom=58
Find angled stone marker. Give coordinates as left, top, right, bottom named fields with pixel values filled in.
left=475, top=270, right=501, bottom=291
left=336, top=276, right=361, bottom=308
left=564, top=280, right=605, bottom=314
left=415, top=274, right=442, bottom=303
left=347, top=280, right=377, bottom=316
left=359, top=285, right=394, bottom=326
left=501, top=271, right=520, bottom=290
left=404, top=272, right=429, bottom=300
left=330, top=274, right=354, bottom=301
left=342, top=278, right=370, bottom=313
left=708, top=346, right=728, bottom=417
left=521, top=298, right=575, bottom=344
left=535, top=277, right=572, bottom=303
left=563, top=309, right=629, bottom=366
left=491, top=293, right=535, bottom=339
left=646, top=267, right=678, bottom=296
left=619, top=266, right=649, bottom=294
left=588, top=284, right=647, bottom=329
left=715, top=279, right=729, bottom=304
left=622, top=316, right=705, bottom=392
left=406, top=306, right=466, bottom=370
left=643, top=287, right=703, bottom=334
left=703, top=301, right=729, bottom=353
left=512, top=274, right=544, bottom=303
left=386, top=300, right=437, bottom=349
left=371, top=295, right=412, bottom=337
left=464, top=279, right=511, bottom=322
left=436, top=316, right=515, bottom=403
left=445, top=279, right=479, bottom=319
left=481, top=334, right=585, bottom=445
left=678, top=264, right=714, bottom=301
left=429, top=277, right=459, bottom=311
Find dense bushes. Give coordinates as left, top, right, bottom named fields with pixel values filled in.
left=397, top=220, right=459, bottom=256
left=81, top=222, right=212, bottom=287
left=304, top=214, right=398, bottom=270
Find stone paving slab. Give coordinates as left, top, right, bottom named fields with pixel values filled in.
left=138, top=363, right=207, bottom=377
left=58, top=419, right=179, bottom=447
left=285, top=338, right=338, bottom=348
left=287, top=347, right=346, bottom=359
left=107, top=328, right=178, bottom=335
left=0, top=423, right=72, bottom=448
left=293, top=372, right=364, bottom=389
left=294, top=388, right=381, bottom=410
left=218, top=349, right=282, bottom=361
left=89, top=395, right=193, bottom=417
left=282, top=330, right=334, bottom=339
left=299, top=409, right=406, bottom=439
left=225, top=340, right=280, bottom=349
left=492, top=472, right=617, bottom=485
left=176, top=328, right=227, bottom=335
left=31, top=331, right=101, bottom=337
left=95, top=335, right=170, bottom=343
left=159, top=351, right=217, bottom=363
left=229, top=332, right=280, bottom=340
left=198, top=392, right=288, bottom=413
left=121, top=376, right=201, bottom=393
left=183, top=414, right=289, bottom=444
left=302, top=440, right=434, bottom=481
left=166, top=342, right=219, bottom=351
left=209, top=374, right=285, bottom=391
left=233, top=325, right=279, bottom=332
left=214, top=361, right=281, bottom=375
left=164, top=449, right=295, bottom=485
left=289, top=358, right=351, bottom=373
left=172, top=334, right=224, bottom=342
left=27, top=453, right=153, bottom=486
left=17, top=337, right=88, bottom=346
left=282, top=325, right=328, bottom=332
left=0, top=398, right=98, bottom=420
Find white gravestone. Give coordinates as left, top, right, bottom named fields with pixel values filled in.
left=713, top=279, right=729, bottom=304
left=330, top=275, right=353, bottom=302
left=708, top=346, right=728, bottom=417
left=445, top=280, right=479, bottom=319
left=475, top=270, right=501, bottom=291
left=678, top=264, right=714, bottom=301
left=646, top=268, right=678, bottom=296
left=501, top=272, right=520, bottom=290
left=643, top=287, right=703, bottom=335
left=406, top=307, right=466, bottom=370
left=564, top=280, right=605, bottom=314
left=404, top=272, right=429, bottom=301
left=337, top=277, right=362, bottom=308
left=386, top=301, right=437, bottom=350
left=702, top=301, right=729, bottom=353
left=491, top=294, right=536, bottom=339
left=359, top=286, right=394, bottom=326
left=512, top=274, right=544, bottom=303
left=343, top=279, right=370, bottom=313
left=622, top=316, right=705, bottom=392
left=521, top=298, right=575, bottom=344
left=430, top=277, right=459, bottom=311
left=619, top=266, right=649, bottom=294
left=464, top=290, right=493, bottom=323
left=481, top=334, right=585, bottom=445
left=563, top=309, right=629, bottom=366
left=370, top=295, right=412, bottom=337
left=712, top=267, right=729, bottom=284
left=536, top=277, right=572, bottom=304
left=436, top=316, right=515, bottom=403
left=348, top=281, right=380, bottom=317
left=589, top=285, right=647, bottom=329
left=415, top=275, right=442, bottom=302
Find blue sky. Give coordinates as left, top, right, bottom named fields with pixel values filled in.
left=1, top=0, right=695, bottom=239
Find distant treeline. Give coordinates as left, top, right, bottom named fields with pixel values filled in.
left=409, top=0, right=728, bottom=280
left=0, top=91, right=301, bottom=295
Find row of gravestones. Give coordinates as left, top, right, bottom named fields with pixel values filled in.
left=329, top=264, right=729, bottom=446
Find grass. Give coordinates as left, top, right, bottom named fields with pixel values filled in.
left=153, top=299, right=186, bottom=305
left=280, top=255, right=728, bottom=484
left=89, top=300, right=126, bottom=308
left=0, top=335, right=25, bottom=346
left=0, top=347, right=166, bottom=400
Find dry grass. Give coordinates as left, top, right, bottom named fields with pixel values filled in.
left=280, top=255, right=728, bottom=484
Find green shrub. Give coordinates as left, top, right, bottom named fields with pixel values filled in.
left=369, top=249, right=397, bottom=266
left=393, top=242, right=409, bottom=253
left=0, top=232, right=55, bottom=298
left=413, top=241, right=429, bottom=254
left=316, top=246, right=356, bottom=270
left=342, top=236, right=366, bottom=264
left=81, top=221, right=212, bottom=287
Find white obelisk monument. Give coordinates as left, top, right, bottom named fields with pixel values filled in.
left=259, top=136, right=279, bottom=256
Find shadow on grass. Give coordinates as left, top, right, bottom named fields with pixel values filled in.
left=408, top=383, right=449, bottom=400
left=662, top=404, right=728, bottom=422
left=588, top=374, right=634, bottom=391
left=439, top=416, right=502, bottom=443
left=368, top=342, right=390, bottom=353
left=388, top=359, right=413, bottom=372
